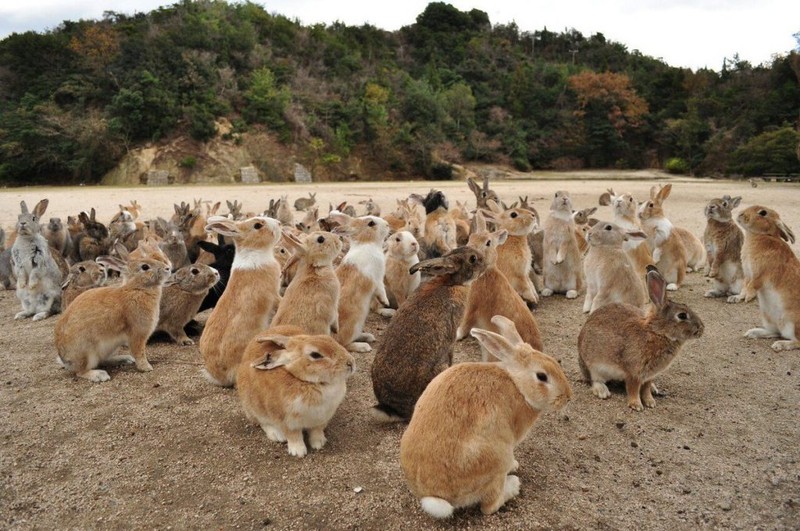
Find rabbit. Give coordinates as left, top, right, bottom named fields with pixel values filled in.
left=43, top=217, right=73, bottom=259
left=226, top=199, right=243, bottom=220
left=109, top=208, right=137, bottom=244
left=675, top=226, right=706, bottom=273
left=296, top=207, right=320, bottom=234
left=121, top=200, right=142, bottom=220
left=577, top=266, right=705, bottom=411
left=482, top=200, right=540, bottom=308
left=158, top=222, right=189, bottom=270
left=76, top=208, right=110, bottom=262
left=359, top=197, right=381, bottom=217
left=236, top=325, right=356, bottom=457
left=400, top=315, right=572, bottom=519
left=582, top=221, right=648, bottom=313
left=572, top=207, right=597, bottom=253
left=0, top=247, right=13, bottom=290
left=382, top=199, right=411, bottom=233
left=540, top=191, right=583, bottom=299
left=11, top=200, right=64, bottom=321
left=294, top=192, right=317, bottom=212
left=458, top=211, right=543, bottom=360
left=467, top=175, right=500, bottom=209
left=703, top=195, right=745, bottom=299
left=331, top=213, right=390, bottom=352
left=199, top=215, right=283, bottom=387
left=271, top=231, right=342, bottom=335
left=736, top=205, right=800, bottom=351
left=410, top=190, right=456, bottom=259
left=371, top=246, right=487, bottom=422
left=637, top=184, right=686, bottom=290
left=599, top=189, right=654, bottom=283
left=195, top=234, right=236, bottom=312
left=154, top=263, right=220, bottom=345
left=378, top=230, right=421, bottom=317
left=54, top=243, right=171, bottom=382
left=277, top=195, right=294, bottom=226
left=61, top=260, right=107, bottom=309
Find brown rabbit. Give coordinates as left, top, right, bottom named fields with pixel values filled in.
left=236, top=325, right=355, bottom=457
left=371, top=246, right=487, bottom=421
left=600, top=189, right=654, bottom=282
left=541, top=191, right=583, bottom=299
left=458, top=211, right=543, bottom=360
left=466, top=175, right=499, bottom=209
left=199, top=215, right=283, bottom=387
left=61, top=261, right=107, bottom=310
left=578, top=267, right=705, bottom=410
left=271, top=231, right=342, bottom=335
left=638, top=184, right=686, bottom=290
left=154, top=263, right=220, bottom=345
left=401, top=316, right=571, bottom=518
left=736, top=206, right=800, bottom=351
left=55, top=244, right=171, bottom=382
left=572, top=207, right=597, bottom=254
left=703, top=195, right=744, bottom=299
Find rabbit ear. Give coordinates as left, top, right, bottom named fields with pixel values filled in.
left=409, top=255, right=458, bottom=277
left=114, top=242, right=129, bottom=260
left=625, top=230, right=647, bottom=241
left=250, top=349, right=292, bottom=370
left=470, top=327, right=515, bottom=363
left=485, top=199, right=502, bottom=214
left=33, top=199, right=49, bottom=218
left=474, top=210, right=487, bottom=233
left=489, top=315, right=524, bottom=346
left=729, top=196, right=742, bottom=208
left=96, top=255, right=126, bottom=272
left=20, top=201, right=29, bottom=214
left=493, top=229, right=508, bottom=246
left=777, top=219, right=795, bottom=243
left=467, top=178, right=480, bottom=195
left=205, top=217, right=239, bottom=237
left=645, top=267, right=667, bottom=308
left=327, top=212, right=352, bottom=227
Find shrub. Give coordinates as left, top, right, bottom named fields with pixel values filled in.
left=665, top=157, right=689, bottom=174
left=179, top=156, right=197, bottom=169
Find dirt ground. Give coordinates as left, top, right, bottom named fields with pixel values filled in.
left=1, top=174, right=799, bottom=530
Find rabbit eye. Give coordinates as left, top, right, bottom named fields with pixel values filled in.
left=758, top=210, right=767, bottom=217
left=191, top=268, right=199, bottom=275
left=648, top=202, right=654, bottom=207
left=469, top=254, right=477, bottom=264
left=141, top=264, right=150, bottom=271
left=395, top=237, right=401, bottom=242
left=485, top=240, right=491, bottom=247
left=677, top=312, right=688, bottom=320
left=254, top=222, right=264, bottom=229
left=536, top=372, right=548, bottom=383
left=309, top=351, right=323, bottom=360
left=317, top=235, right=325, bottom=244
left=604, top=225, right=612, bottom=231
left=78, top=266, right=86, bottom=272
left=510, top=212, right=518, bottom=218
left=368, top=220, right=376, bottom=227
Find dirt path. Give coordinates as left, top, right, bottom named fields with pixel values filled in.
left=1, top=177, right=799, bottom=529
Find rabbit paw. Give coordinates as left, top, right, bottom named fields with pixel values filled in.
left=135, top=360, right=153, bottom=372
left=356, top=332, right=376, bottom=343
left=704, top=289, right=723, bottom=298
left=82, top=369, right=111, bottom=383
left=308, top=428, right=327, bottom=450
left=591, top=382, right=611, bottom=399
left=509, top=459, right=520, bottom=473
left=727, top=293, right=745, bottom=304
left=628, top=400, right=645, bottom=412
left=32, top=311, right=51, bottom=321
left=642, top=394, right=657, bottom=408
left=540, top=288, right=554, bottom=297
left=377, top=308, right=396, bottom=318
left=262, top=425, right=286, bottom=443
left=347, top=342, right=372, bottom=353
left=287, top=440, right=308, bottom=458
left=504, top=475, right=521, bottom=500
left=565, top=290, right=578, bottom=299
left=180, top=337, right=195, bottom=346
left=771, top=340, right=799, bottom=352
left=14, top=311, right=33, bottom=320
left=666, top=283, right=678, bottom=291
left=744, top=327, right=779, bottom=339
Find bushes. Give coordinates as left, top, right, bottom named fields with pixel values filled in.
left=728, top=127, right=800, bottom=176
left=665, top=157, right=690, bottom=174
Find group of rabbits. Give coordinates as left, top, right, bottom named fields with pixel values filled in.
left=2, top=178, right=798, bottom=519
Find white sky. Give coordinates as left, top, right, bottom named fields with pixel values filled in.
left=0, top=0, right=798, bottom=71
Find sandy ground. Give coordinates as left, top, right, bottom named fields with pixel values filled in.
left=1, top=175, right=799, bottom=530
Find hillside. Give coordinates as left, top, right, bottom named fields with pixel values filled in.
left=0, top=1, right=798, bottom=185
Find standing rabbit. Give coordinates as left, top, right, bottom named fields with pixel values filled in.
left=582, top=221, right=647, bottom=314
left=237, top=325, right=356, bottom=457
left=271, top=231, right=342, bottom=335
left=55, top=243, right=171, bottom=382
left=75, top=208, right=109, bottom=262
left=196, top=234, right=236, bottom=312
left=599, top=189, right=654, bottom=282
left=277, top=195, right=294, bottom=226
left=736, top=206, right=800, bottom=351
left=11, top=200, right=63, bottom=320
left=379, top=230, right=421, bottom=317
left=410, top=190, right=456, bottom=259
left=199, top=215, right=283, bottom=387
left=578, top=267, right=705, bottom=411
left=331, top=213, right=390, bottom=352
left=703, top=195, right=744, bottom=299
left=43, top=217, right=73, bottom=259
left=155, top=263, right=220, bottom=345
left=371, top=246, right=486, bottom=422
left=638, top=185, right=687, bottom=290
left=466, top=175, right=499, bottom=209
left=541, top=191, right=583, bottom=299
left=400, top=316, right=572, bottom=519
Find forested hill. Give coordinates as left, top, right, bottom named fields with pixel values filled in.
left=1, top=0, right=799, bottom=185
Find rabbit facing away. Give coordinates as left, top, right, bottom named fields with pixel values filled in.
left=400, top=315, right=572, bottom=519
left=582, top=221, right=648, bottom=314
left=637, top=184, right=686, bottom=290
left=541, top=191, right=583, bottom=299
left=61, top=261, right=107, bottom=310
left=271, top=231, right=342, bottom=335
left=410, top=190, right=456, bottom=259
left=371, top=246, right=487, bottom=422
left=199, top=215, right=283, bottom=387
left=237, top=325, right=356, bottom=457
left=55, top=243, right=171, bottom=382
left=76, top=208, right=110, bottom=262
left=196, top=234, right=236, bottom=312
left=11, top=200, right=64, bottom=321
left=331, top=213, right=390, bottom=352
left=703, top=195, right=744, bottom=299
left=578, top=267, right=705, bottom=411
left=379, top=230, right=421, bottom=317
left=736, top=206, right=800, bottom=351
left=155, top=263, right=220, bottom=345
left=458, top=212, right=543, bottom=360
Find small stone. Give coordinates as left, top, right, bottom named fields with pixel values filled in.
left=656, top=470, right=663, bottom=476
left=354, top=487, right=363, bottom=493
left=153, top=383, right=160, bottom=388
left=682, top=488, right=692, bottom=494
left=631, top=441, right=639, bottom=448
left=683, top=445, right=690, bottom=450
left=262, top=518, right=272, bottom=526
left=593, top=454, right=601, bottom=462
left=578, top=435, right=587, bottom=441
left=720, top=500, right=732, bottom=511
left=615, top=421, right=625, bottom=429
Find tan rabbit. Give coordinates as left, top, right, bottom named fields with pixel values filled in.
left=236, top=325, right=355, bottom=457
left=295, top=207, right=320, bottom=234
left=600, top=188, right=654, bottom=281
left=293, top=192, right=317, bottom=212
left=482, top=201, right=539, bottom=307
left=541, top=191, right=583, bottom=299
left=61, top=260, right=107, bottom=310
left=154, top=263, right=220, bottom=345
left=400, top=315, right=572, bottom=519
left=359, top=197, right=381, bottom=217
left=736, top=206, right=800, bottom=351
left=277, top=195, right=294, bottom=226
left=638, top=184, right=686, bottom=290
left=331, top=213, right=390, bottom=352
left=582, top=221, right=648, bottom=314
left=572, top=207, right=597, bottom=254
left=379, top=230, right=421, bottom=316
left=578, top=267, right=705, bottom=410
left=703, top=196, right=744, bottom=299
left=458, top=212, right=543, bottom=360
left=466, top=175, right=500, bottom=209
left=271, top=231, right=341, bottom=335
left=371, top=246, right=486, bottom=422
left=199, top=215, right=283, bottom=387
left=54, top=244, right=171, bottom=382
left=43, top=217, right=73, bottom=258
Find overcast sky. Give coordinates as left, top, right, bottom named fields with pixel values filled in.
left=1, top=0, right=798, bottom=71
